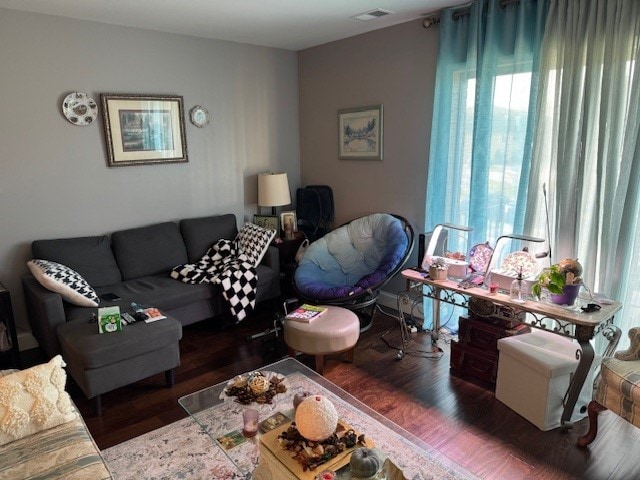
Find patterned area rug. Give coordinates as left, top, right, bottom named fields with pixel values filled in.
left=103, top=372, right=477, bottom=480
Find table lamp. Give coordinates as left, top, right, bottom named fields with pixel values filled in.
left=258, top=172, right=291, bottom=215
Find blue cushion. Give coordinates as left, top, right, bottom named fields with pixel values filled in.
left=294, top=213, right=409, bottom=300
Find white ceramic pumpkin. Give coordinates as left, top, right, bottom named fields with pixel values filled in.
left=295, top=395, right=338, bottom=441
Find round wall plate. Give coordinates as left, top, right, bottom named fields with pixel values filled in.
left=190, top=105, right=210, bottom=127
left=62, top=92, right=98, bottom=126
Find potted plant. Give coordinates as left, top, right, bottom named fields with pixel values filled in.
left=428, top=257, right=448, bottom=280
left=531, top=258, right=583, bottom=306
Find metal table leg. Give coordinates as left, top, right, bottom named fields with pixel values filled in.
left=430, top=286, right=442, bottom=344
left=561, top=325, right=596, bottom=429
left=396, top=291, right=413, bottom=359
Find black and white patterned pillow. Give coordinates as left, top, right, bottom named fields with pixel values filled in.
left=27, top=259, right=100, bottom=307
left=235, top=223, right=275, bottom=268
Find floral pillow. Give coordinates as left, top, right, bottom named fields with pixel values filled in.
left=28, top=259, right=100, bottom=307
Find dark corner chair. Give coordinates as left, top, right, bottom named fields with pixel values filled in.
left=293, top=213, right=414, bottom=331
left=296, top=185, right=334, bottom=242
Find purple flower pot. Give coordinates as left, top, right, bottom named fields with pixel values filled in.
left=550, top=284, right=581, bottom=306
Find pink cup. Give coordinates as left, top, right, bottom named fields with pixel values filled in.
left=242, top=408, right=259, bottom=437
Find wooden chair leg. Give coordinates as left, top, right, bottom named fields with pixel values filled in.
left=315, top=355, right=325, bottom=375
left=345, top=346, right=355, bottom=363
left=577, top=400, right=607, bottom=447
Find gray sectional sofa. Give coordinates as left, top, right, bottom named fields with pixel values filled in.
left=22, top=213, right=280, bottom=414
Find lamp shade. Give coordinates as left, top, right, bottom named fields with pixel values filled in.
left=258, top=173, right=291, bottom=208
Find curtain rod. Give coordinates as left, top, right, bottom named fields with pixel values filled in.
left=422, top=0, right=521, bottom=28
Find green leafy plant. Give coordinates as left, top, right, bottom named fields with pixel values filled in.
left=531, top=258, right=583, bottom=299
left=531, top=264, right=566, bottom=298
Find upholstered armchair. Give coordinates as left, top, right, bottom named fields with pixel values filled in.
left=578, top=327, right=640, bottom=447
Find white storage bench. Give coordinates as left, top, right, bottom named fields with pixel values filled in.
left=496, top=329, right=596, bottom=431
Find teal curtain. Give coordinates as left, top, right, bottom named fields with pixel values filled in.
left=525, top=0, right=640, bottom=349
left=423, top=0, right=548, bottom=332
left=426, top=0, right=548, bottom=249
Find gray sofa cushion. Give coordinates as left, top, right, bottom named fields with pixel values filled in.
left=111, top=222, right=188, bottom=280
left=100, top=275, right=216, bottom=312
left=180, top=214, right=238, bottom=262
left=32, top=236, right=122, bottom=287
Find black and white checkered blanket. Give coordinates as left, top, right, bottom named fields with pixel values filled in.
left=170, top=239, right=257, bottom=322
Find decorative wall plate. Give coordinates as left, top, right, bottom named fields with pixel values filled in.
left=62, top=92, right=98, bottom=126
left=189, top=105, right=210, bottom=127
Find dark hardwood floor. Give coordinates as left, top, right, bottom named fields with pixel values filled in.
left=70, top=305, right=640, bottom=480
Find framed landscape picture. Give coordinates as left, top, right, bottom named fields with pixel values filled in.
left=100, top=93, right=188, bottom=167
left=338, top=104, right=383, bottom=160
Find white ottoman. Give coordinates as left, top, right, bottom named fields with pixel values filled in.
left=496, top=329, right=596, bottom=431
left=283, top=306, right=360, bottom=374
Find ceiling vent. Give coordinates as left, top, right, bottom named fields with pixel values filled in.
left=354, top=9, right=395, bottom=21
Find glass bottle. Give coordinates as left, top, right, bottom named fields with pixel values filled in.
left=510, top=267, right=526, bottom=304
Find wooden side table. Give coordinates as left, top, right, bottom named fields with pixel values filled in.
left=0, top=282, right=21, bottom=369
left=274, top=232, right=307, bottom=298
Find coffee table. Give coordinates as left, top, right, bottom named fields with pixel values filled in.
left=178, top=357, right=476, bottom=480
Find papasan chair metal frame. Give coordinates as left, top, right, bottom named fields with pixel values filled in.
left=292, top=213, right=414, bottom=331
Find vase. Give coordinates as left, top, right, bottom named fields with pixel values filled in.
left=550, top=284, right=581, bottom=306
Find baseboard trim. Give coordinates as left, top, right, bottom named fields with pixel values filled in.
left=378, top=290, right=424, bottom=319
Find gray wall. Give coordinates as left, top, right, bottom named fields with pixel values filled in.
left=298, top=20, right=439, bottom=293
left=0, top=8, right=300, bottom=346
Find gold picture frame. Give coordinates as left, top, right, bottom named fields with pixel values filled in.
left=100, top=93, right=188, bottom=167
left=253, top=215, right=280, bottom=233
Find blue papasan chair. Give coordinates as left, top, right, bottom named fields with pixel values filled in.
left=293, top=213, right=414, bottom=330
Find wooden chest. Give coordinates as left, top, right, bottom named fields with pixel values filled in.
left=450, top=315, right=530, bottom=387
left=450, top=341, right=499, bottom=384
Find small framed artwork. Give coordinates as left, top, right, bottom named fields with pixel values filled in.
left=100, top=93, right=188, bottom=167
left=253, top=215, right=280, bottom=233
left=280, top=211, right=297, bottom=237
left=338, top=104, right=383, bottom=160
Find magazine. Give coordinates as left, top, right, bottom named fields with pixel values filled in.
left=285, top=304, right=328, bottom=322
left=142, top=307, right=166, bottom=323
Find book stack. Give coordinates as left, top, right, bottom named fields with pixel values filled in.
left=285, top=304, right=328, bottom=323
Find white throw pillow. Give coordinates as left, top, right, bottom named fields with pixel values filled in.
left=28, top=259, right=100, bottom=307
left=235, top=223, right=275, bottom=268
left=0, top=355, right=78, bottom=446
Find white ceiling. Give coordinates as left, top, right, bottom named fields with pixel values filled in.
left=0, top=0, right=462, bottom=51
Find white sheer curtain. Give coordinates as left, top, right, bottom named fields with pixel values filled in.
left=525, top=0, right=640, bottom=348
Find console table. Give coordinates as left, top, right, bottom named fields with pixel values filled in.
left=398, top=269, right=622, bottom=428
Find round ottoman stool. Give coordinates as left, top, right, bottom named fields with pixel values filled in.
left=283, top=306, right=360, bottom=374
